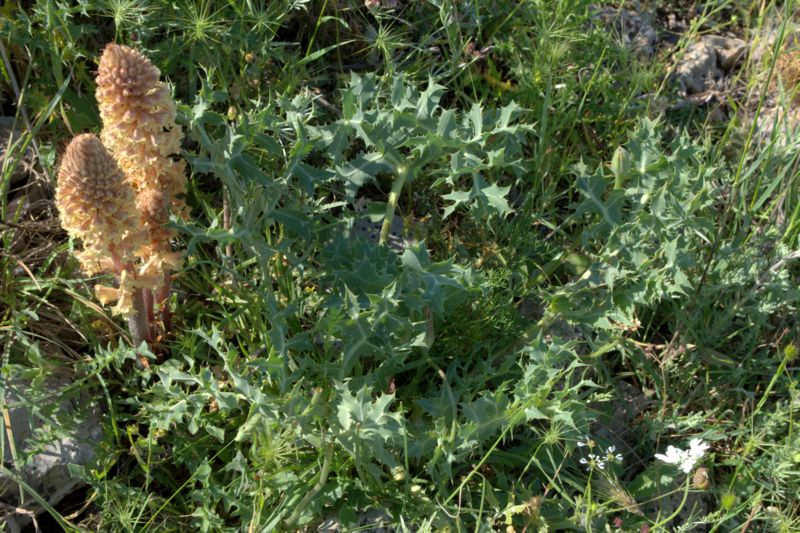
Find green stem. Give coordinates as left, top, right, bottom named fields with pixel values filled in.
left=719, top=344, right=795, bottom=503
left=380, top=165, right=409, bottom=246
left=754, top=345, right=793, bottom=415
left=156, top=272, right=173, bottom=334
left=285, top=432, right=334, bottom=527
left=651, top=477, right=691, bottom=531
left=305, top=0, right=329, bottom=59
left=584, top=470, right=594, bottom=533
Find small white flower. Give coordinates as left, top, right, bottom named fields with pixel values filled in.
left=604, top=445, right=624, bottom=463
left=580, top=453, right=605, bottom=472
left=577, top=435, right=597, bottom=449
left=655, top=439, right=709, bottom=474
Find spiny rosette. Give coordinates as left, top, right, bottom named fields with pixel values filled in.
left=55, top=133, right=146, bottom=274
left=96, top=43, right=186, bottom=272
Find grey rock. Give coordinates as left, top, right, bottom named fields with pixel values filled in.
left=702, top=35, right=747, bottom=70
left=673, top=36, right=748, bottom=96
left=591, top=5, right=657, bottom=57
left=357, top=509, right=395, bottom=533
left=593, top=380, right=655, bottom=457
left=317, top=515, right=340, bottom=532
left=1, top=377, right=102, bottom=531
left=674, top=42, right=721, bottom=94
left=350, top=198, right=415, bottom=253
left=317, top=509, right=397, bottom=533
left=754, top=105, right=800, bottom=147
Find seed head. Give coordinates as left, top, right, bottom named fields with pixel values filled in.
left=693, top=467, right=711, bottom=490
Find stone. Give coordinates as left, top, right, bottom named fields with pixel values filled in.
left=317, top=509, right=396, bottom=532
left=350, top=198, right=415, bottom=253
left=754, top=105, right=800, bottom=147
left=1, top=377, right=102, bottom=532
left=673, top=35, right=748, bottom=96
left=674, top=42, right=721, bottom=94
left=702, top=35, right=747, bottom=70
left=590, top=5, right=657, bottom=57
left=593, top=379, right=654, bottom=446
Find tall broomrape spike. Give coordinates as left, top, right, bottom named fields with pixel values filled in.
left=96, top=43, right=187, bottom=327
left=55, top=134, right=151, bottom=344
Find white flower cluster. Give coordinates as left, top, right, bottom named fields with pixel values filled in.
left=655, top=438, right=709, bottom=473
left=577, top=435, right=623, bottom=472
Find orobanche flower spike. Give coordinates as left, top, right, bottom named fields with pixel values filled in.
left=55, top=44, right=187, bottom=356
left=96, top=43, right=187, bottom=332
left=55, top=134, right=151, bottom=345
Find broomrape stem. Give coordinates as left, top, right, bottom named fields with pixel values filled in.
left=96, top=44, right=186, bottom=345
left=380, top=165, right=410, bottom=246
left=56, top=135, right=150, bottom=336
left=128, top=286, right=150, bottom=348
left=143, top=288, right=155, bottom=324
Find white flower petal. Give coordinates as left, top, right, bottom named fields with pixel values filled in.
left=656, top=440, right=708, bottom=473
left=688, top=439, right=709, bottom=459
left=655, top=446, right=681, bottom=464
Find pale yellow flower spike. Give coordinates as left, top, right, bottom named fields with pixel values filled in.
left=96, top=43, right=187, bottom=276
left=55, top=134, right=147, bottom=316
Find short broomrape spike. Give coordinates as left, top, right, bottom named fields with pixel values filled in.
left=55, top=134, right=151, bottom=346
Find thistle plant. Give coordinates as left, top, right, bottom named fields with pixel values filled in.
left=55, top=134, right=151, bottom=345
left=96, top=43, right=187, bottom=331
